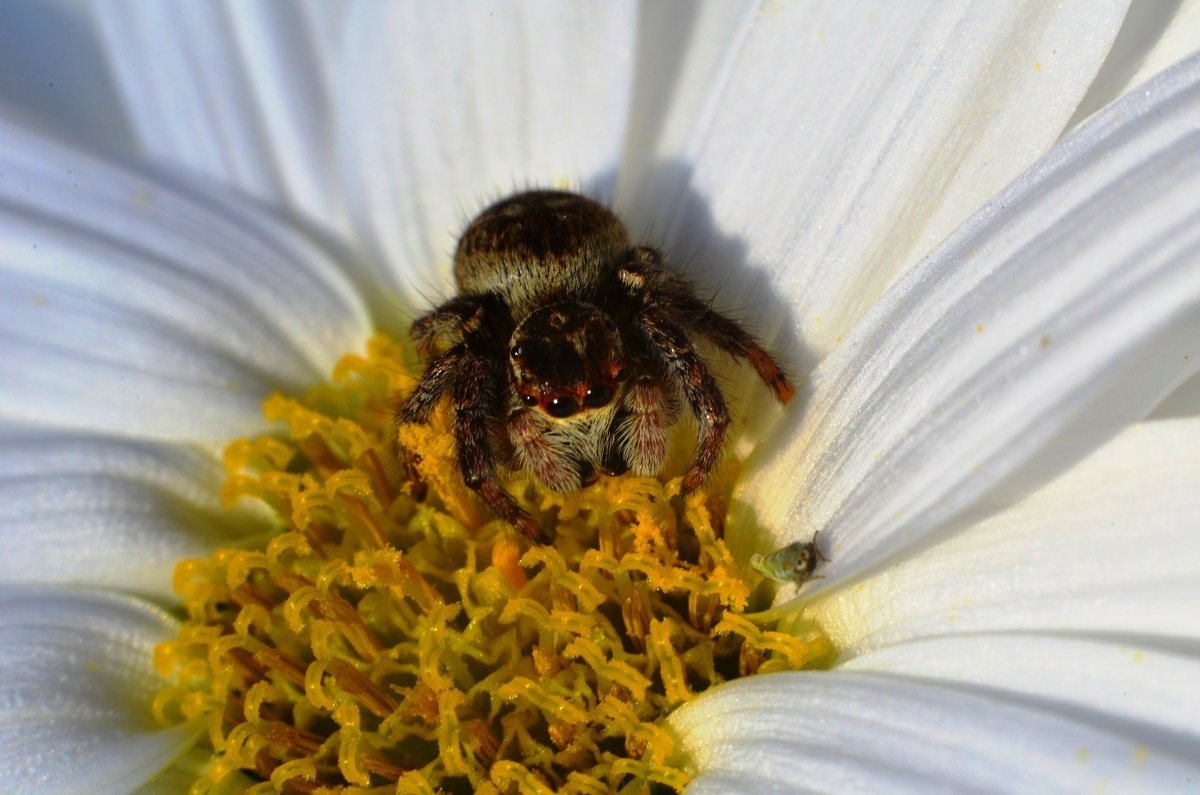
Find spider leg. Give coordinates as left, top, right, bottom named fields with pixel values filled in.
left=399, top=344, right=464, bottom=425
left=632, top=307, right=730, bottom=493
left=395, top=343, right=470, bottom=498
left=453, top=353, right=550, bottom=544
left=689, top=305, right=794, bottom=402
left=410, top=296, right=488, bottom=359
left=624, top=248, right=795, bottom=403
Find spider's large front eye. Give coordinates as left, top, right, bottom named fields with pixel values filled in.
left=545, top=395, right=580, bottom=418
left=583, top=384, right=614, bottom=409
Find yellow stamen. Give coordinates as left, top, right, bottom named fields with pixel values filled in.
left=155, top=333, right=827, bottom=793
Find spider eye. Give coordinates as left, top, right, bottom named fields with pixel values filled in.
left=510, top=345, right=523, bottom=359
left=583, top=384, right=614, bottom=408
left=522, top=394, right=539, bottom=408
left=545, top=395, right=580, bottom=418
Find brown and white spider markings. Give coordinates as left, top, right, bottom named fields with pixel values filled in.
left=398, top=190, right=794, bottom=543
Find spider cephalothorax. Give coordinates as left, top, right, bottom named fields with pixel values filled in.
left=508, top=301, right=626, bottom=417
left=399, top=190, right=794, bottom=542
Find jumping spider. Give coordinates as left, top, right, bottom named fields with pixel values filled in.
left=399, top=190, right=793, bottom=542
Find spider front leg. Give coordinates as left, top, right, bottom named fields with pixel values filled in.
left=397, top=343, right=466, bottom=496
left=409, top=295, right=487, bottom=359
left=631, top=307, right=731, bottom=493
left=399, top=344, right=465, bottom=426
left=625, top=247, right=795, bottom=404
left=399, top=345, right=548, bottom=543
left=452, top=355, right=550, bottom=544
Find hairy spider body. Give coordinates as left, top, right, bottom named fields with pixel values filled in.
left=400, top=191, right=793, bottom=542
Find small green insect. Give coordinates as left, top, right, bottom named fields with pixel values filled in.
left=750, top=531, right=828, bottom=587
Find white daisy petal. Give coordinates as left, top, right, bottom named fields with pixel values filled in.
left=0, top=428, right=267, bottom=598
left=91, top=1, right=343, bottom=225
left=612, top=1, right=757, bottom=233
left=337, top=0, right=639, bottom=326
left=296, top=0, right=348, bottom=81
left=0, top=119, right=370, bottom=441
left=662, top=1, right=1127, bottom=359
left=739, top=54, right=1200, bottom=581
left=1151, top=369, right=1200, bottom=418
left=1066, top=1, right=1197, bottom=127
left=0, top=587, right=198, bottom=795
left=1103, top=0, right=1200, bottom=117
left=841, top=635, right=1200, bottom=748
left=804, top=417, right=1200, bottom=652
left=0, top=2, right=134, bottom=155
left=672, top=672, right=1200, bottom=794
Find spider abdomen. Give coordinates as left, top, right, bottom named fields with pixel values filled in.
left=453, top=190, right=627, bottom=316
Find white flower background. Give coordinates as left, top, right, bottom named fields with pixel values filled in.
left=1, top=2, right=1199, bottom=793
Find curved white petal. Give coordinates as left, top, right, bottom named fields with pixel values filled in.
left=612, top=1, right=756, bottom=234
left=1066, top=2, right=1198, bottom=128
left=0, top=587, right=199, bottom=795
left=1099, top=0, right=1200, bottom=118
left=738, top=54, right=1200, bottom=582
left=0, top=2, right=135, bottom=155
left=296, top=0, right=348, bottom=82
left=658, top=1, right=1128, bottom=362
left=0, top=119, right=370, bottom=441
left=841, top=635, right=1200, bottom=750
left=1151, top=369, right=1200, bottom=418
left=337, top=1, right=639, bottom=326
left=0, top=428, right=268, bottom=598
left=805, top=418, right=1200, bottom=652
left=91, top=1, right=345, bottom=227
left=672, top=671, right=1200, bottom=794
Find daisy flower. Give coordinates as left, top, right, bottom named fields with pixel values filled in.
left=2, top=2, right=1199, bottom=793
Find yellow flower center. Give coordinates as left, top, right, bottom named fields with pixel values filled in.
left=153, top=334, right=830, bottom=793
